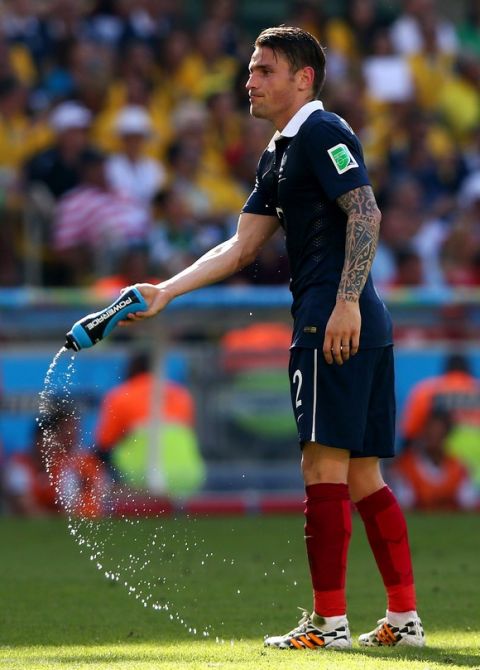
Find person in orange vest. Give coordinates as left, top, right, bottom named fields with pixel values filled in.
left=401, top=353, right=480, bottom=443
left=391, top=408, right=478, bottom=510
left=95, top=350, right=195, bottom=474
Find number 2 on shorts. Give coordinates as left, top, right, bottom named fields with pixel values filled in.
left=293, top=369, right=303, bottom=408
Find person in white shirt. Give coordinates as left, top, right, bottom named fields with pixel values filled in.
left=106, top=105, right=167, bottom=210
left=390, top=0, right=458, bottom=56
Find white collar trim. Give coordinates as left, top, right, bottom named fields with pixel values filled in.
left=267, top=100, right=324, bottom=150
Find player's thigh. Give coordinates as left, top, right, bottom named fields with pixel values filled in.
left=359, top=345, right=396, bottom=460
left=288, top=347, right=374, bottom=453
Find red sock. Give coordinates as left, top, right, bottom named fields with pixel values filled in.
left=356, top=486, right=416, bottom=612
left=304, top=483, right=351, bottom=617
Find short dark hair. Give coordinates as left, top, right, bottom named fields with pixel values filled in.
left=79, top=147, right=106, bottom=168
left=444, top=353, right=471, bottom=375
left=255, top=25, right=326, bottom=98
left=0, top=75, right=20, bottom=100
left=127, top=350, right=151, bottom=379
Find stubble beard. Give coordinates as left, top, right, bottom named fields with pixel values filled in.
left=249, top=101, right=269, bottom=122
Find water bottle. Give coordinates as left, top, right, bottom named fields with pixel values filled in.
left=64, top=287, right=148, bottom=351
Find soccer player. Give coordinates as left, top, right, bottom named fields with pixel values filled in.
left=121, top=26, right=425, bottom=650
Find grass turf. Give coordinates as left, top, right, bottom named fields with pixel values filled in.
left=1, top=513, right=479, bottom=669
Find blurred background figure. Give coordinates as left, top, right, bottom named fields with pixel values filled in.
left=3, top=406, right=108, bottom=517
left=95, top=351, right=205, bottom=498
left=106, top=104, right=167, bottom=211
left=0, top=74, right=50, bottom=285
left=24, top=101, right=92, bottom=200
left=389, top=0, right=458, bottom=56
left=184, top=18, right=238, bottom=100
left=401, top=353, right=480, bottom=490
left=92, top=243, right=161, bottom=295
left=389, top=247, right=425, bottom=288
left=149, top=187, right=200, bottom=276
left=390, top=408, right=478, bottom=510
left=457, top=0, right=480, bottom=58
left=53, top=147, right=149, bottom=284
left=401, top=353, right=480, bottom=443
left=0, top=75, right=49, bottom=189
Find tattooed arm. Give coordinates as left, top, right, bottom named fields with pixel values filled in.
left=322, top=185, right=381, bottom=365
left=336, top=185, right=381, bottom=302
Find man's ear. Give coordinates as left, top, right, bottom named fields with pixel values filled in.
left=297, top=65, right=315, bottom=92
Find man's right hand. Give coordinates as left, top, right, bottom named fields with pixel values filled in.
left=119, top=283, right=173, bottom=325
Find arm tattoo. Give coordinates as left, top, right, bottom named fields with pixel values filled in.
left=336, top=185, right=381, bottom=302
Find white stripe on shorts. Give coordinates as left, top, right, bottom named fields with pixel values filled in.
left=311, top=349, right=318, bottom=442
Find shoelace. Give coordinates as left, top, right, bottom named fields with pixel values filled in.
left=286, top=608, right=312, bottom=637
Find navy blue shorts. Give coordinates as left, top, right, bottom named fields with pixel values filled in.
left=288, top=345, right=396, bottom=458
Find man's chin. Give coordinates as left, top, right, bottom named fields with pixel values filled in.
left=250, top=103, right=266, bottom=119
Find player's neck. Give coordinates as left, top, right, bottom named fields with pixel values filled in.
left=273, top=99, right=311, bottom=133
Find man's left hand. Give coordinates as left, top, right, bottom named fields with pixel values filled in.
left=323, top=300, right=361, bottom=365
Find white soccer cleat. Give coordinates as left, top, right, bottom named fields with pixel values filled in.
left=264, top=609, right=352, bottom=650
left=358, top=615, right=425, bottom=647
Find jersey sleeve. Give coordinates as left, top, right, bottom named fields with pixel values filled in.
left=241, top=149, right=279, bottom=217
left=304, top=119, right=371, bottom=201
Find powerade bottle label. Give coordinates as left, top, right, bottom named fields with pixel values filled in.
left=64, top=287, right=148, bottom=351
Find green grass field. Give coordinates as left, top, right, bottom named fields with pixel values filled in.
left=1, top=513, right=479, bottom=669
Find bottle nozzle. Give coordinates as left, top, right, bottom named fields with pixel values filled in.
left=64, top=333, right=80, bottom=351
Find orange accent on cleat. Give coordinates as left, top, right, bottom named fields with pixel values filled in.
left=299, top=635, right=315, bottom=649
left=359, top=615, right=425, bottom=648
left=264, top=608, right=352, bottom=650
left=308, top=632, right=326, bottom=647
left=376, top=623, right=398, bottom=645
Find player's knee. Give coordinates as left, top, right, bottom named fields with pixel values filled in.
left=347, top=464, right=385, bottom=503
left=301, top=442, right=348, bottom=485
left=302, top=460, right=339, bottom=485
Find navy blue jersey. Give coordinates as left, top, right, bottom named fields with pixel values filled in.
left=243, top=104, right=392, bottom=349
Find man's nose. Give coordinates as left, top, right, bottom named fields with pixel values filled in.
left=246, top=73, right=256, bottom=90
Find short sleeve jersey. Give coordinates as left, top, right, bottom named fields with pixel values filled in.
left=242, top=102, right=392, bottom=349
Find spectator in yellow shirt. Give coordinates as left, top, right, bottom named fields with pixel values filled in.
left=180, top=20, right=238, bottom=100
left=438, top=55, right=480, bottom=146
left=407, top=15, right=455, bottom=113
left=0, top=76, right=50, bottom=177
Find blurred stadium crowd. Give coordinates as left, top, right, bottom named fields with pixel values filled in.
left=0, top=0, right=480, bottom=290
left=2, top=0, right=480, bottom=516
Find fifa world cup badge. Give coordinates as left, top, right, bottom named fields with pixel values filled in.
left=327, top=143, right=359, bottom=174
